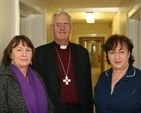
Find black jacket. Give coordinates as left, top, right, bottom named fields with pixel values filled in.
left=34, top=41, right=93, bottom=113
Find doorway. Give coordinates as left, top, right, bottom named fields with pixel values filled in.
left=20, top=0, right=46, bottom=48
left=79, top=37, right=104, bottom=71
left=79, top=37, right=104, bottom=92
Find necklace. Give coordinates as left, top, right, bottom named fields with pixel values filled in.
left=55, top=45, right=71, bottom=85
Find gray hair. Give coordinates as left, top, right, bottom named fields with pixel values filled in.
left=51, top=10, right=73, bottom=25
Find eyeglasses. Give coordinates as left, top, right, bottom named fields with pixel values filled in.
left=53, top=22, right=70, bottom=27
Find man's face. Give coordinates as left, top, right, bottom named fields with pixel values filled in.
left=50, top=13, right=74, bottom=43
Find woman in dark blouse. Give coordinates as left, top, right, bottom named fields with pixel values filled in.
left=93, top=34, right=141, bottom=113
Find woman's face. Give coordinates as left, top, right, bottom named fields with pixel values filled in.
left=108, top=43, right=130, bottom=70
left=10, top=41, right=32, bottom=69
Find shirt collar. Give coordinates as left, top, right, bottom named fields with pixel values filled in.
left=105, top=64, right=136, bottom=78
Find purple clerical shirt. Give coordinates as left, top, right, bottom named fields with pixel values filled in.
left=55, top=43, right=80, bottom=104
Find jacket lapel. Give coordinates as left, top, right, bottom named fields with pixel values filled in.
left=46, top=42, right=60, bottom=77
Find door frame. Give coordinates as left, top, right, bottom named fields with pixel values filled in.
left=20, top=0, right=46, bottom=47
left=79, top=37, right=104, bottom=73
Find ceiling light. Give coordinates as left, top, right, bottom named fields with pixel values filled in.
left=85, top=12, right=95, bottom=23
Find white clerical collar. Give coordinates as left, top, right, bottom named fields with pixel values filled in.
left=60, top=45, right=67, bottom=49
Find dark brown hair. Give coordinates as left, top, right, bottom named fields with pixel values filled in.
left=102, top=34, right=135, bottom=65
left=2, top=35, right=35, bottom=66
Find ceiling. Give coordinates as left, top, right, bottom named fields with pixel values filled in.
left=52, top=0, right=125, bottom=24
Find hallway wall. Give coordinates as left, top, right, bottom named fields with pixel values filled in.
left=0, top=0, right=19, bottom=60
left=112, top=0, right=138, bottom=35
left=1, top=0, right=140, bottom=69
left=111, top=0, right=141, bottom=69
left=72, top=23, right=111, bottom=43
left=44, top=0, right=61, bottom=43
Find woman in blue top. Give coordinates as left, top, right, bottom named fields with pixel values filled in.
left=93, top=34, right=141, bottom=113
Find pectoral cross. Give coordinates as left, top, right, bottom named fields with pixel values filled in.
left=63, top=75, right=71, bottom=85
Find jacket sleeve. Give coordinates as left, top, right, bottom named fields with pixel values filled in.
left=46, top=91, right=54, bottom=113
left=0, top=75, right=9, bottom=113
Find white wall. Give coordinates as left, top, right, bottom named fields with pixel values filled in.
left=126, top=0, right=141, bottom=69
left=0, top=0, right=46, bottom=61
left=20, top=0, right=46, bottom=48
left=20, top=13, right=46, bottom=48
left=0, top=0, right=19, bottom=60
left=30, top=14, right=46, bottom=48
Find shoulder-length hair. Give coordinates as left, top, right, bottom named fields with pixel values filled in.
left=102, top=34, right=135, bottom=65
left=2, top=35, right=35, bottom=66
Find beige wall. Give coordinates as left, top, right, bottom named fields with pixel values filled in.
left=112, top=0, right=137, bottom=35
left=72, top=23, right=111, bottom=43
left=111, top=13, right=118, bottom=34
left=109, top=0, right=139, bottom=70
left=44, top=0, right=61, bottom=43
left=36, top=0, right=44, bottom=4
left=43, top=0, right=139, bottom=71
left=43, top=0, right=137, bottom=41
left=43, top=0, right=112, bottom=44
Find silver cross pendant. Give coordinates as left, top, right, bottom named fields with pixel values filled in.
left=63, top=75, right=71, bottom=85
